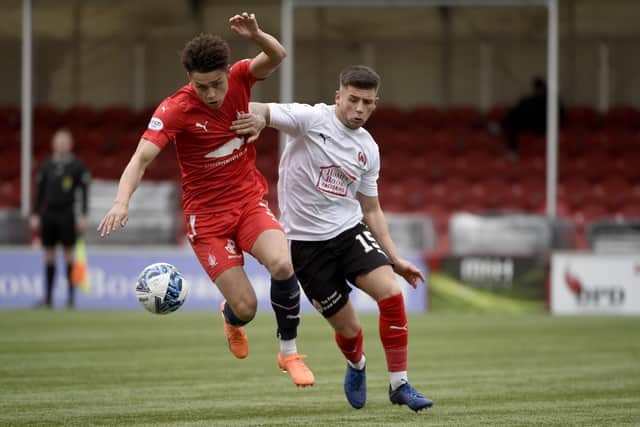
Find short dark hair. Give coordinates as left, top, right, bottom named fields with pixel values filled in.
left=181, top=33, right=230, bottom=73
left=339, top=65, right=380, bottom=91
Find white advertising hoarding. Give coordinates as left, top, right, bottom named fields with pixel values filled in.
left=551, top=252, right=640, bottom=315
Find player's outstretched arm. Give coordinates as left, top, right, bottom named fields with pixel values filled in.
left=357, top=193, right=425, bottom=288
left=97, top=139, right=160, bottom=237
left=229, top=12, right=286, bottom=79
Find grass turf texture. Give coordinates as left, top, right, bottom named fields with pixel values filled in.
left=1, top=310, right=639, bottom=426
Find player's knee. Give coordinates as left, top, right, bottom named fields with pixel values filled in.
left=374, top=283, right=402, bottom=302
left=265, top=256, right=294, bottom=280
left=333, top=320, right=362, bottom=338
left=233, top=298, right=257, bottom=322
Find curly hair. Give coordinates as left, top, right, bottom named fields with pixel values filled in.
left=339, top=65, right=380, bottom=91
left=181, top=33, right=230, bottom=73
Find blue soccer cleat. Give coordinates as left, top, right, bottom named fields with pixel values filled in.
left=389, top=382, right=433, bottom=412
left=344, top=363, right=366, bottom=409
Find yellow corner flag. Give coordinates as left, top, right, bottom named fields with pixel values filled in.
left=71, top=238, right=90, bottom=294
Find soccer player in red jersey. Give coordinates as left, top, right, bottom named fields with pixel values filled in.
left=97, top=12, right=313, bottom=387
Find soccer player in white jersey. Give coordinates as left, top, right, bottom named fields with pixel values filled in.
left=231, top=65, right=433, bottom=412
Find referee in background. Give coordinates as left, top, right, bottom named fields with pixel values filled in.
left=30, top=128, right=90, bottom=309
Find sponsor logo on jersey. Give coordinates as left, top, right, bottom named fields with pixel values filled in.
left=316, top=166, right=356, bottom=197
left=148, top=117, right=163, bottom=131
left=311, top=291, right=343, bottom=314
left=204, top=137, right=245, bottom=159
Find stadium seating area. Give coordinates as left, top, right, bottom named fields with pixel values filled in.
left=1, top=104, right=639, bottom=250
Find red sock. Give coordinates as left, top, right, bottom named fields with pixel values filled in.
left=378, top=293, right=408, bottom=372
left=335, top=329, right=363, bottom=364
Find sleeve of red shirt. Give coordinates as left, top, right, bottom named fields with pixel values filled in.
left=230, top=59, right=260, bottom=89
left=141, top=98, right=185, bottom=149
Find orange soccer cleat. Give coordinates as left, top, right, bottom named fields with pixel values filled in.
left=220, top=301, right=249, bottom=359
left=277, top=353, right=315, bottom=387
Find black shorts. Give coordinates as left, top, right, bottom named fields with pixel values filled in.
left=290, top=222, right=392, bottom=318
left=41, top=210, right=77, bottom=248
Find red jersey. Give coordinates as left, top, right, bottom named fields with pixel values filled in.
left=142, top=59, right=268, bottom=215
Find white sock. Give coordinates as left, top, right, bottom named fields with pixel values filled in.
left=347, top=354, right=366, bottom=371
left=280, top=338, right=297, bottom=355
left=390, top=371, right=408, bottom=391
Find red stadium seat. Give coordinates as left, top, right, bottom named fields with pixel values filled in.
left=517, top=132, right=546, bottom=158
left=34, top=105, right=63, bottom=130
left=574, top=203, right=611, bottom=225
left=0, top=177, right=20, bottom=208
left=99, top=107, right=137, bottom=129
left=565, top=106, right=601, bottom=130
left=62, top=106, right=100, bottom=128
left=379, top=181, right=410, bottom=212
left=424, top=130, right=465, bottom=156
left=0, top=129, right=20, bottom=154
left=367, top=107, right=407, bottom=129
left=478, top=178, right=510, bottom=208
left=401, top=177, right=428, bottom=211
left=485, top=106, right=508, bottom=125
left=620, top=202, right=640, bottom=220
left=603, top=106, right=640, bottom=130
left=463, top=130, right=505, bottom=156
left=514, top=177, right=545, bottom=211
left=408, top=107, right=444, bottom=130
left=443, top=107, right=482, bottom=129
left=559, top=129, right=587, bottom=157
left=608, top=155, right=640, bottom=184
left=0, top=106, right=20, bottom=130
left=133, top=107, right=157, bottom=132
left=560, top=177, right=594, bottom=211
left=597, top=176, right=632, bottom=211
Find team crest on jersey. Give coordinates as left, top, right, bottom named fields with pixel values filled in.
left=224, top=239, right=242, bottom=259
left=358, top=151, right=367, bottom=167
left=225, top=239, right=237, bottom=254
left=316, top=166, right=355, bottom=197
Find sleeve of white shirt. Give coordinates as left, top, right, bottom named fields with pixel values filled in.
left=358, top=144, right=380, bottom=197
left=268, top=103, right=318, bottom=135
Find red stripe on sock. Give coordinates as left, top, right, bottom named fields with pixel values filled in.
left=378, top=293, right=408, bottom=372
left=335, top=329, right=363, bottom=364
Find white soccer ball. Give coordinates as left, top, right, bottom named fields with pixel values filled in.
left=135, top=263, right=189, bottom=314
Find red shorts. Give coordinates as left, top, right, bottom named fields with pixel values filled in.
left=186, top=198, right=282, bottom=280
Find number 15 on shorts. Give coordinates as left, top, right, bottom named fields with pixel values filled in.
left=356, top=230, right=386, bottom=256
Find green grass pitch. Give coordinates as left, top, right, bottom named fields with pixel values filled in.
left=1, top=310, right=639, bottom=426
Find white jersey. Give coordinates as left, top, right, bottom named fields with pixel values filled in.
left=269, top=102, right=380, bottom=241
